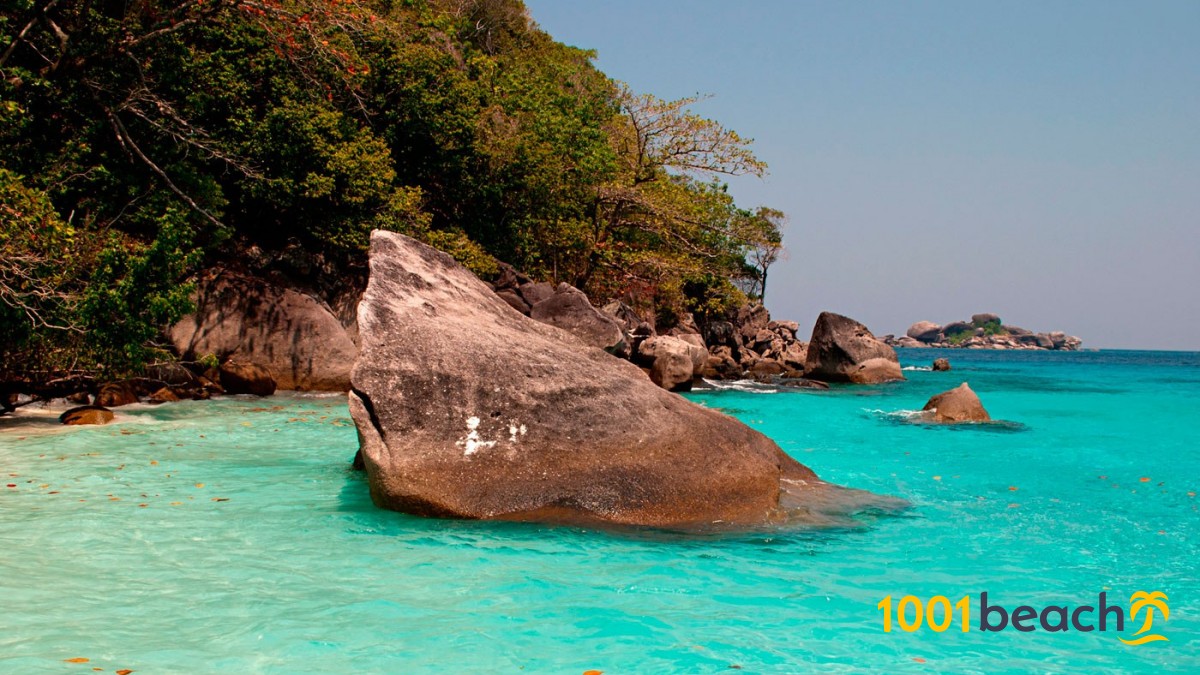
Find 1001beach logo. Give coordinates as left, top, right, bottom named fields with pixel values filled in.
left=876, top=591, right=1169, bottom=644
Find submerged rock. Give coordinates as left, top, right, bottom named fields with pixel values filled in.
left=349, top=231, right=894, bottom=529
left=60, top=405, right=114, bottom=425
left=804, top=312, right=904, bottom=384
left=922, top=382, right=991, bottom=423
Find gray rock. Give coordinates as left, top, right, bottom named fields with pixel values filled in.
left=495, top=289, right=530, bottom=315
left=517, top=281, right=555, bottom=308
left=804, top=312, right=904, bottom=384
left=348, top=231, right=892, bottom=528
left=600, top=300, right=645, bottom=333
left=170, top=270, right=357, bottom=391
left=906, top=321, right=942, bottom=342
left=971, top=313, right=1002, bottom=327
left=530, top=284, right=627, bottom=355
left=736, top=303, right=771, bottom=340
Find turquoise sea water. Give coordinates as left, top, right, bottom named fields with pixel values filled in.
left=2, top=349, right=1198, bottom=673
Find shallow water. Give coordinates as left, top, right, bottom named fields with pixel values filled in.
left=1, top=350, right=1197, bottom=673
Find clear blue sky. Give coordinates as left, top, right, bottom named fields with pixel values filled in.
left=525, top=0, right=1200, bottom=350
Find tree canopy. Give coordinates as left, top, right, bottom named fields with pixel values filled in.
left=1, top=0, right=786, bottom=381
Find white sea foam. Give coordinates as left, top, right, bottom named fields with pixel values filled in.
left=901, top=366, right=933, bottom=371
left=699, top=379, right=778, bottom=394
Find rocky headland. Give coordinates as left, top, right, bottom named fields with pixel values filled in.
left=884, top=314, right=1082, bottom=351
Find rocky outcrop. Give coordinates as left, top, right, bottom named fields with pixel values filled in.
left=932, top=358, right=951, bottom=372
left=906, top=321, right=942, bottom=342
left=804, top=312, right=904, bottom=384
left=886, top=314, right=1082, bottom=351
left=528, top=284, right=628, bottom=356
left=347, top=231, right=893, bottom=529
left=218, top=361, right=277, bottom=396
left=636, top=336, right=706, bottom=392
left=170, top=269, right=358, bottom=390
left=60, top=405, right=114, bottom=425
left=922, top=382, right=991, bottom=423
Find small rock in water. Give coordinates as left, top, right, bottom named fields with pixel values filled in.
left=932, top=358, right=951, bottom=371
left=921, top=383, right=991, bottom=423
left=59, top=406, right=114, bottom=426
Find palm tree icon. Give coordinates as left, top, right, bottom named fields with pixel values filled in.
left=1119, top=591, right=1169, bottom=645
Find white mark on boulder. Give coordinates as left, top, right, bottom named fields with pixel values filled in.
left=457, top=415, right=497, bottom=456
left=508, top=422, right=528, bottom=443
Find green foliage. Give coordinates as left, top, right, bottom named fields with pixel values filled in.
left=78, top=209, right=200, bottom=373
left=1, top=0, right=788, bottom=380
left=945, top=331, right=973, bottom=346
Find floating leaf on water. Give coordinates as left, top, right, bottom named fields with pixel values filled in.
left=1008, top=503, right=1020, bottom=508
left=195, top=483, right=205, bottom=489
left=912, top=657, right=927, bottom=663
left=212, top=497, right=230, bottom=502
left=1008, top=486, right=1018, bottom=491
left=64, top=657, right=89, bottom=663
left=583, top=671, right=603, bottom=675
left=1140, top=477, right=1151, bottom=482
left=170, top=502, right=182, bottom=506
left=932, top=476, right=942, bottom=481
left=150, top=460, right=158, bottom=466
left=116, top=670, right=134, bottom=675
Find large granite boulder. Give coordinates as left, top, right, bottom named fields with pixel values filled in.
left=804, top=312, right=904, bottom=384
left=348, top=231, right=893, bottom=528
left=170, top=270, right=357, bottom=391
left=972, top=313, right=1002, bottom=327
left=529, top=283, right=627, bottom=356
left=907, top=321, right=942, bottom=343
left=922, top=382, right=991, bottom=423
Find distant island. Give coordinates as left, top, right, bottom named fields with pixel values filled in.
left=883, top=314, right=1082, bottom=351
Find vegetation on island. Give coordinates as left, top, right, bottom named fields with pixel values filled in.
left=1, top=0, right=785, bottom=385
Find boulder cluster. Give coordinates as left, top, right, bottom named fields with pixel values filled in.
left=885, top=313, right=1082, bottom=351
left=490, top=272, right=903, bottom=390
